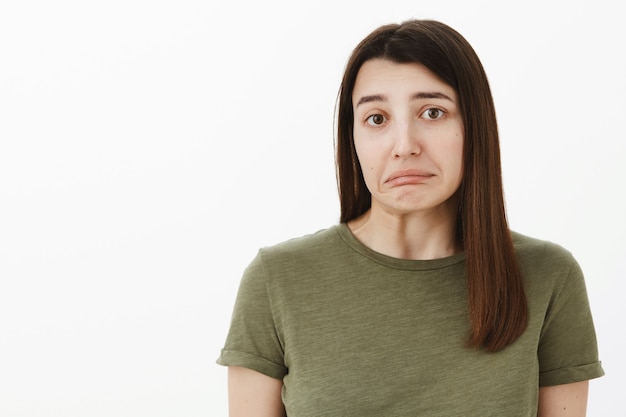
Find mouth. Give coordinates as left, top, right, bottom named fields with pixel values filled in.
left=386, top=169, right=434, bottom=186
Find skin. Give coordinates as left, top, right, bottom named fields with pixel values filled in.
left=228, top=366, right=285, bottom=417
left=538, top=381, right=589, bottom=417
left=348, top=59, right=464, bottom=260
left=227, top=58, right=591, bottom=416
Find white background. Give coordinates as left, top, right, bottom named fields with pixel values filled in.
left=1, top=0, right=624, bottom=416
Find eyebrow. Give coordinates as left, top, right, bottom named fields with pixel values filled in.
left=355, top=91, right=454, bottom=107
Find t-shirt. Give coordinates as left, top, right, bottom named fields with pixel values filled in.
left=217, top=224, right=604, bottom=416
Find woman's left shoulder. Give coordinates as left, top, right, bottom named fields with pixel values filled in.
left=511, top=231, right=580, bottom=273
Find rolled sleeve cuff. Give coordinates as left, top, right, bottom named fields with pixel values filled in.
left=539, top=361, right=605, bottom=386
left=216, top=349, right=287, bottom=380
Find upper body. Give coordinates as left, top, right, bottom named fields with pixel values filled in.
left=218, top=225, right=603, bottom=416
left=218, top=19, right=604, bottom=416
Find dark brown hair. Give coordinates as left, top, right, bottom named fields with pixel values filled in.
left=336, top=20, right=527, bottom=352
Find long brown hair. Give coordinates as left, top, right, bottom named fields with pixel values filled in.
left=336, top=20, right=527, bottom=352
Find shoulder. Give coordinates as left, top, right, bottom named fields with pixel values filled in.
left=260, top=225, right=341, bottom=256
left=511, top=231, right=585, bottom=295
left=254, top=225, right=344, bottom=270
left=238, top=226, right=341, bottom=289
left=511, top=231, right=577, bottom=268
left=244, top=225, right=350, bottom=290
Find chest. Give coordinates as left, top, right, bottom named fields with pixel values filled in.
left=272, top=270, right=541, bottom=416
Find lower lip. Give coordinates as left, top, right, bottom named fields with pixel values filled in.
left=387, top=175, right=433, bottom=186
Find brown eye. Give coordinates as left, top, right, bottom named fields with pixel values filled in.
left=366, top=114, right=386, bottom=126
left=422, top=108, right=444, bottom=120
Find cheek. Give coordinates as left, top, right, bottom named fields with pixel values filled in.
left=355, top=147, right=379, bottom=178
left=450, top=143, right=464, bottom=182
left=354, top=146, right=379, bottom=192
left=354, top=141, right=371, bottom=170
left=433, top=136, right=463, bottom=182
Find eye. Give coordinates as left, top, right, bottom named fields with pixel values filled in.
left=421, top=108, right=445, bottom=120
left=365, top=113, right=387, bottom=126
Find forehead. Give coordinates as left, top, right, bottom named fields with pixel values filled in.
left=353, top=59, right=456, bottom=100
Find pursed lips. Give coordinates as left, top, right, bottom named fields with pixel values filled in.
left=385, top=169, right=434, bottom=186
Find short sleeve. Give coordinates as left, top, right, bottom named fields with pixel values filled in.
left=538, top=254, right=604, bottom=386
left=216, top=251, right=287, bottom=380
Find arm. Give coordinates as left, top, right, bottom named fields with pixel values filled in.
left=538, top=380, right=589, bottom=417
left=228, top=366, right=286, bottom=417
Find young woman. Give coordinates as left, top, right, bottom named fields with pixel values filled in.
left=217, top=20, right=604, bottom=416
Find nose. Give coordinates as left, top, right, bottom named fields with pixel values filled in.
left=391, top=121, right=421, bottom=159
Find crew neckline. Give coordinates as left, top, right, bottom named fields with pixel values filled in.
left=335, top=223, right=466, bottom=271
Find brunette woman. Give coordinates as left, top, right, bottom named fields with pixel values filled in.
left=218, top=19, right=604, bottom=417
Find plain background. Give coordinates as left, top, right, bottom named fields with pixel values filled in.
left=1, top=0, right=624, bottom=416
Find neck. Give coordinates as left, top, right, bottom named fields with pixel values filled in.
left=348, top=202, right=460, bottom=260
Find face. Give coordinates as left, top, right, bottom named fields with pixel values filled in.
left=352, top=59, right=464, bottom=218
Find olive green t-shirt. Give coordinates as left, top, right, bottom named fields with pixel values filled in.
left=217, top=225, right=604, bottom=416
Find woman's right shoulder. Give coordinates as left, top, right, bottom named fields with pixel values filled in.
left=258, top=225, right=343, bottom=260
left=241, top=225, right=347, bottom=286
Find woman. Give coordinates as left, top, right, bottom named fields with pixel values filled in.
left=217, top=20, right=604, bottom=416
